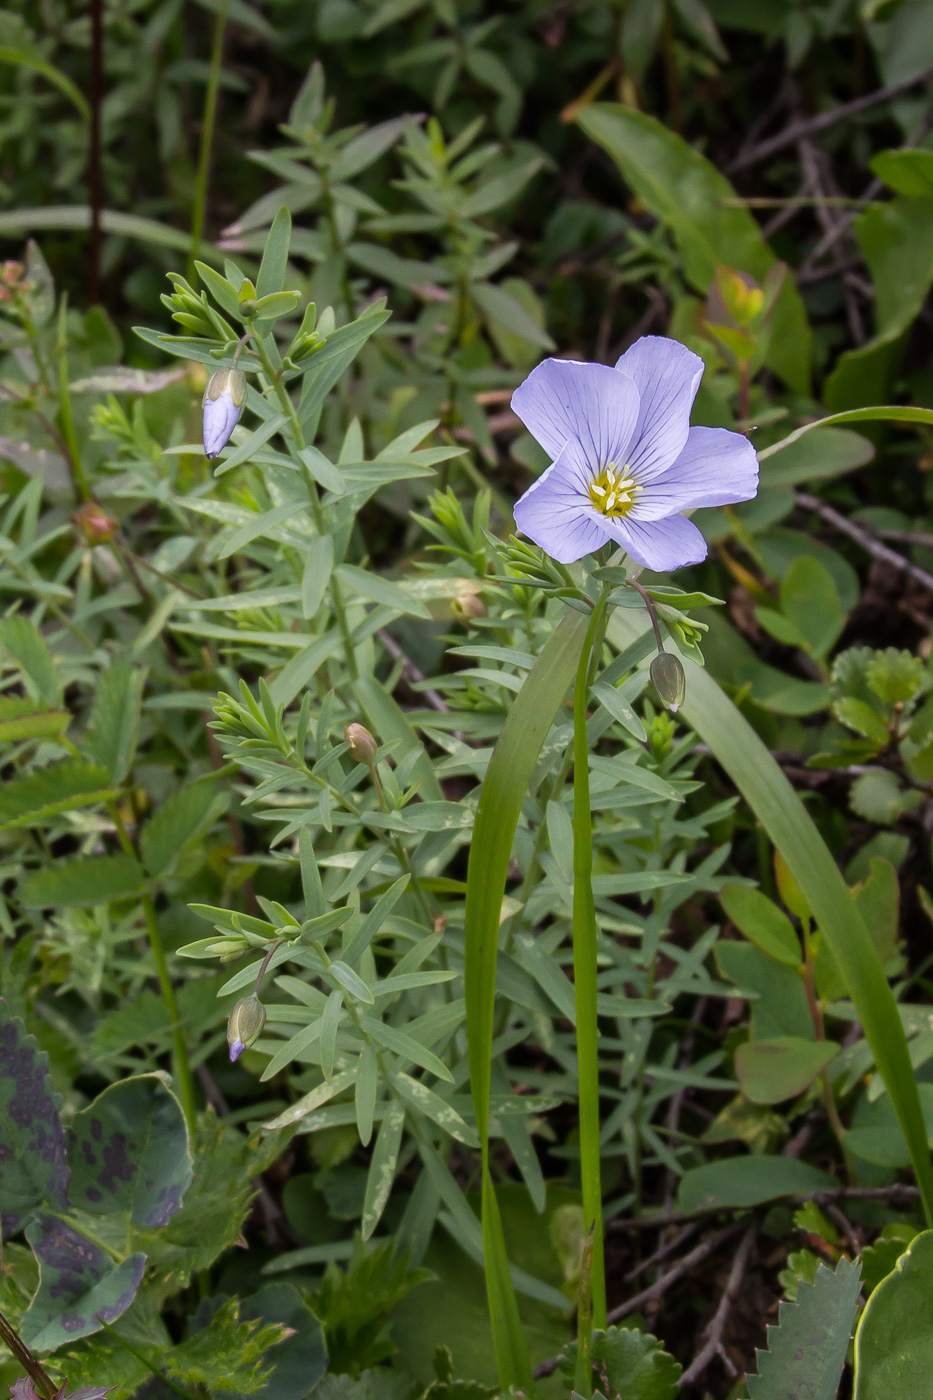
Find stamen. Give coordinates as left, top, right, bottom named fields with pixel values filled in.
left=588, top=463, right=638, bottom=518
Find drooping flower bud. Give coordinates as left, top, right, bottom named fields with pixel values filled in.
left=202, top=367, right=247, bottom=460
left=72, top=500, right=118, bottom=546
left=344, top=722, right=378, bottom=765
left=650, top=652, right=686, bottom=713
left=451, top=587, right=486, bottom=622
left=227, top=994, right=266, bottom=1062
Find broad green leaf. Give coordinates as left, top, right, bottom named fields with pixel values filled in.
left=780, top=556, right=846, bottom=660
left=735, top=1037, right=838, bottom=1104
left=141, top=781, right=218, bottom=878
left=870, top=148, right=933, bottom=196
left=0, top=697, right=69, bottom=742
left=678, top=1154, right=834, bottom=1212
left=716, top=941, right=813, bottom=1040
left=0, top=759, right=118, bottom=830
left=0, top=615, right=61, bottom=703
left=85, top=658, right=146, bottom=781
left=854, top=1230, right=933, bottom=1398
left=853, top=857, right=899, bottom=966
left=20, top=1214, right=146, bottom=1352
left=67, top=1073, right=193, bottom=1227
left=361, top=1102, right=405, bottom=1241
left=0, top=1000, right=68, bottom=1235
left=749, top=1257, right=861, bottom=1400
left=610, top=607, right=933, bottom=1224
left=577, top=102, right=810, bottom=393
left=19, top=853, right=146, bottom=908
left=760, top=426, right=874, bottom=486
left=720, top=884, right=802, bottom=966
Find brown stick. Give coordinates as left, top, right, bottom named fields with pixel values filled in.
left=532, top=1220, right=745, bottom=1380
left=677, top=1221, right=756, bottom=1389
left=796, top=491, right=933, bottom=594
left=728, top=67, right=933, bottom=173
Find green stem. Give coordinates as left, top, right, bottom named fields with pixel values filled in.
left=56, top=300, right=90, bottom=502
left=248, top=328, right=358, bottom=677
left=107, top=801, right=198, bottom=1135
left=572, top=587, right=611, bottom=1331
left=190, top=0, right=230, bottom=270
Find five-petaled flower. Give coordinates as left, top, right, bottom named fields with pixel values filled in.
left=511, top=337, right=758, bottom=571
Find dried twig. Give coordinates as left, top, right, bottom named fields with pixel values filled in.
left=378, top=628, right=449, bottom=712
left=678, top=1221, right=757, bottom=1390
left=624, top=1219, right=703, bottom=1283
left=532, top=1220, right=745, bottom=1380
left=727, top=68, right=933, bottom=173
left=796, top=490, right=933, bottom=594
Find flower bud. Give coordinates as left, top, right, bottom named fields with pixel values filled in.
left=451, top=588, right=486, bottom=622
left=72, top=500, right=118, bottom=545
left=227, top=995, right=266, bottom=1062
left=202, top=367, right=247, bottom=460
left=345, top=722, right=378, bottom=765
left=650, top=652, right=686, bottom=713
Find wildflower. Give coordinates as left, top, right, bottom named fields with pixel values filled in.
left=511, top=337, right=758, bottom=570
left=227, top=994, right=266, bottom=1062
left=202, top=366, right=247, bottom=459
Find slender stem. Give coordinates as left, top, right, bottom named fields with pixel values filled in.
left=190, top=0, right=230, bottom=270
left=107, top=801, right=198, bottom=1135
left=573, top=1225, right=595, bottom=1398
left=0, top=1309, right=56, bottom=1400
left=87, top=0, right=104, bottom=305
left=628, top=578, right=664, bottom=653
left=572, top=587, right=611, bottom=1331
left=56, top=302, right=90, bottom=502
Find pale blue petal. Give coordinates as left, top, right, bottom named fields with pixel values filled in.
left=615, top=337, right=704, bottom=484
left=203, top=391, right=242, bottom=459
left=601, top=511, right=708, bottom=572
left=513, top=440, right=610, bottom=563
left=630, top=426, right=759, bottom=520
left=512, top=358, right=640, bottom=467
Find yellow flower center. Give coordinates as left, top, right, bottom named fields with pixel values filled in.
left=588, top=463, right=637, bottom=518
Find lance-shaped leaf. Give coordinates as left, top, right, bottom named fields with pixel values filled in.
left=748, top=1257, right=861, bottom=1400
left=0, top=999, right=69, bottom=1237
left=67, top=1073, right=193, bottom=1227
left=20, top=1215, right=146, bottom=1352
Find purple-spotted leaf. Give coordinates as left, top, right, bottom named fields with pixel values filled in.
left=20, top=1214, right=146, bottom=1352
left=0, top=998, right=69, bottom=1238
left=66, top=1073, right=192, bottom=1227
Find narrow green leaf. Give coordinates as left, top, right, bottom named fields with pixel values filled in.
left=0, top=697, right=69, bottom=742
left=0, top=615, right=61, bottom=703
left=360, top=1017, right=453, bottom=1082
left=361, top=1102, right=405, bottom=1241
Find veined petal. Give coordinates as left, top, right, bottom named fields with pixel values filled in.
left=601, top=511, right=708, bottom=572
left=615, top=337, right=704, bottom=484
left=512, top=357, right=640, bottom=468
left=513, top=440, right=610, bottom=564
left=630, top=426, right=759, bottom=520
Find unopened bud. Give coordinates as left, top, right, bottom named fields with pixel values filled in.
left=451, top=588, right=486, bottom=622
left=650, top=652, right=686, bottom=713
left=73, top=500, right=118, bottom=545
left=227, top=994, right=266, bottom=1062
left=202, top=367, right=247, bottom=460
left=344, top=722, right=378, bottom=765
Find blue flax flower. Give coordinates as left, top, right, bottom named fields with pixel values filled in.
left=511, top=336, right=758, bottom=570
